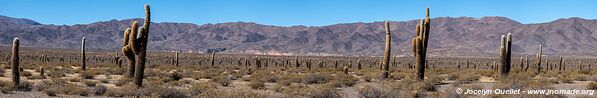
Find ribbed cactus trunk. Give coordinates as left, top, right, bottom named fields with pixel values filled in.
left=412, top=8, right=431, bottom=81
left=174, top=51, right=179, bottom=66
left=536, top=45, right=542, bottom=74
left=559, top=56, right=563, bottom=71
left=519, top=56, right=524, bottom=71
left=525, top=55, right=529, bottom=71
left=210, top=52, right=215, bottom=66
left=381, top=21, right=391, bottom=79
left=499, top=33, right=512, bottom=75
left=11, top=38, right=19, bottom=87
left=357, top=60, right=361, bottom=70
left=120, top=4, right=150, bottom=87
left=81, top=37, right=86, bottom=70
left=256, top=57, right=261, bottom=69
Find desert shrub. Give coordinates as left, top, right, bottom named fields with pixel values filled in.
left=456, top=74, right=480, bottom=84
left=170, top=72, right=183, bottom=81
left=155, top=87, right=189, bottom=98
left=272, top=84, right=283, bottom=92
left=332, top=73, right=358, bottom=87
left=21, top=70, right=32, bottom=77
left=47, top=70, right=66, bottom=78
left=115, top=78, right=132, bottom=86
left=211, top=75, right=232, bottom=86
left=105, top=84, right=137, bottom=97
left=302, top=73, right=332, bottom=84
left=0, top=67, right=5, bottom=76
left=249, top=80, right=266, bottom=90
left=362, top=74, right=378, bottom=82
left=145, top=70, right=169, bottom=78
left=218, top=88, right=266, bottom=98
left=69, top=77, right=82, bottom=82
left=14, top=81, right=33, bottom=91
left=188, top=82, right=218, bottom=96
left=100, top=79, right=109, bottom=83
left=278, top=73, right=303, bottom=86
left=587, top=81, right=597, bottom=90
left=80, top=71, right=95, bottom=79
left=358, top=85, right=395, bottom=98
left=60, top=84, right=90, bottom=96
left=83, top=80, right=97, bottom=87
left=107, top=68, right=126, bottom=75
left=282, top=84, right=340, bottom=97
left=92, top=85, right=107, bottom=95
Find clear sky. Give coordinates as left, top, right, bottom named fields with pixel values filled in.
left=0, top=0, right=595, bottom=26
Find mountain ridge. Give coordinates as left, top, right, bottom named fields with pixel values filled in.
left=2, top=15, right=597, bottom=56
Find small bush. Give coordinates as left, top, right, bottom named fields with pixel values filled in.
left=278, top=74, right=303, bottom=86
left=211, top=75, right=232, bottom=86
left=249, top=80, right=265, bottom=90
left=188, top=82, right=218, bottom=95
left=80, top=71, right=95, bottom=79
left=155, top=87, right=189, bottom=98
left=334, top=73, right=358, bottom=87
left=587, top=82, right=597, bottom=90
left=92, top=85, right=107, bottom=95
left=83, top=80, right=97, bottom=87
left=302, top=73, right=332, bottom=84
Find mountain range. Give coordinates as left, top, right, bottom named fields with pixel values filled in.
left=2, top=15, right=597, bottom=57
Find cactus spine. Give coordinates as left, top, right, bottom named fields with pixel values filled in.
left=11, top=38, right=19, bottom=87
left=499, top=33, right=512, bottom=75
left=412, top=8, right=431, bottom=81
left=121, top=4, right=150, bottom=87
left=382, top=21, right=391, bottom=79
left=81, top=37, right=86, bottom=70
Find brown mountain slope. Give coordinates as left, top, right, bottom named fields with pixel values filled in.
left=1, top=15, right=597, bottom=56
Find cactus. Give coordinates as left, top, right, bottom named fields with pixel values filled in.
left=343, top=64, right=349, bottom=74
left=524, top=55, right=529, bottom=71
left=382, top=21, right=392, bottom=79
left=40, top=67, right=44, bottom=76
left=256, top=57, right=261, bottom=69
left=357, top=60, right=362, bottom=70
left=499, top=33, right=512, bottom=75
left=174, top=51, right=179, bottom=66
left=536, top=45, right=542, bottom=74
left=81, top=37, right=86, bottom=70
left=412, top=8, right=431, bottom=81
left=11, top=38, right=19, bottom=87
left=559, top=56, right=563, bottom=71
left=115, top=51, right=121, bottom=67
left=520, top=56, right=524, bottom=71
left=121, top=4, right=151, bottom=87
left=307, top=59, right=312, bottom=70
left=210, top=52, right=215, bottom=66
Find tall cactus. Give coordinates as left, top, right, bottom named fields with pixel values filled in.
left=382, top=21, right=391, bottom=79
left=559, top=56, right=563, bottom=71
left=499, top=33, right=512, bottom=75
left=11, top=38, right=19, bottom=87
left=174, top=51, right=179, bottom=66
left=525, top=55, right=529, bottom=71
left=81, top=37, right=86, bottom=70
left=536, top=45, right=542, bottom=74
left=412, top=8, right=431, bottom=81
left=210, top=52, right=215, bottom=66
left=121, top=4, right=151, bottom=87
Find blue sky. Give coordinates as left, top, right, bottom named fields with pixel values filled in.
left=0, top=0, right=595, bottom=26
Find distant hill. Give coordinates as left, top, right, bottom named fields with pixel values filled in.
left=2, top=15, right=597, bottom=56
